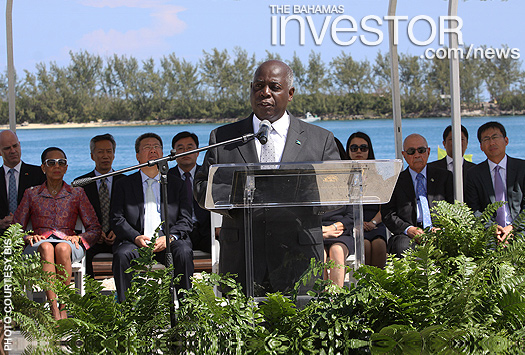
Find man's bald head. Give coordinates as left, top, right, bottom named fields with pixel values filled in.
left=250, top=60, right=295, bottom=123
left=402, top=134, right=430, bottom=173
left=0, top=130, right=21, bottom=168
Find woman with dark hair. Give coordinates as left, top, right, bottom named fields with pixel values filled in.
left=14, top=147, right=101, bottom=320
left=346, top=132, right=387, bottom=268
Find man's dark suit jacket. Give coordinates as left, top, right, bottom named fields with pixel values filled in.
left=74, top=170, right=125, bottom=231
left=0, top=162, right=46, bottom=222
left=465, top=156, right=525, bottom=223
left=194, top=113, right=340, bottom=295
left=428, top=157, right=475, bottom=182
left=110, top=171, right=193, bottom=243
left=168, top=164, right=211, bottom=253
left=382, top=166, right=454, bottom=236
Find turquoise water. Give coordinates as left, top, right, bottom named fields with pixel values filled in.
left=14, top=116, right=525, bottom=183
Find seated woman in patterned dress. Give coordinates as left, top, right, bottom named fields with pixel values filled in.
left=14, top=147, right=101, bottom=320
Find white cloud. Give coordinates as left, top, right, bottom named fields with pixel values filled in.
left=76, top=1, right=187, bottom=57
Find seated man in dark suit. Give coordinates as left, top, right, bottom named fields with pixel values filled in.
left=111, top=133, right=193, bottom=303
left=428, top=124, right=476, bottom=174
left=465, top=121, right=525, bottom=242
left=168, top=132, right=211, bottom=253
left=75, top=133, right=125, bottom=278
left=382, top=133, right=454, bottom=257
left=0, top=130, right=46, bottom=234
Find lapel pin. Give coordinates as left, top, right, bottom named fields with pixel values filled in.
left=296, top=140, right=301, bottom=145
left=430, top=178, right=434, bottom=182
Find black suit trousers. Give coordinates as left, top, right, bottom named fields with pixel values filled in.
left=112, top=238, right=193, bottom=303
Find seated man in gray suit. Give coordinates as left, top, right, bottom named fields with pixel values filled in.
left=465, top=121, right=525, bottom=242
left=382, top=134, right=454, bottom=257
left=0, top=130, right=45, bottom=234
left=194, top=60, right=340, bottom=295
left=75, top=133, right=125, bottom=278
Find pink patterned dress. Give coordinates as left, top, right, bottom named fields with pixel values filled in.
left=14, top=182, right=101, bottom=262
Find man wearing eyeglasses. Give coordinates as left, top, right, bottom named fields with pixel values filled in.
left=0, top=130, right=45, bottom=234
left=75, top=134, right=126, bottom=278
left=382, top=133, right=453, bottom=257
left=110, top=133, right=193, bottom=303
left=465, top=121, right=525, bottom=243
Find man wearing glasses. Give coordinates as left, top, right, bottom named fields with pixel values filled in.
left=465, top=121, right=525, bottom=243
left=382, top=133, right=453, bottom=257
left=110, top=133, right=193, bottom=303
left=0, top=130, right=45, bottom=234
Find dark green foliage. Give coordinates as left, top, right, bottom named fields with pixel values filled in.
left=0, top=224, right=57, bottom=341
left=7, top=202, right=525, bottom=354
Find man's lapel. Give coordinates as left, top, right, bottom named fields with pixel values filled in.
left=236, top=115, right=258, bottom=163
left=480, top=160, right=496, bottom=203
left=0, top=168, right=6, bottom=206
left=281, top=114, right=305, bottom=163
left=506, top=157, right=517, bottom=204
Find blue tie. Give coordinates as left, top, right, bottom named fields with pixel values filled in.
left=8, top=168, right=17, bottom=214
left=416, top=173, right=432, bottom=228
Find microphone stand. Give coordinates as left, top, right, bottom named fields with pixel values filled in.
left=72, top=130, right=260, bottom=327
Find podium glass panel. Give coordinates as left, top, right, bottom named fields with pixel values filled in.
left=205, top=160, right=402, bottom=298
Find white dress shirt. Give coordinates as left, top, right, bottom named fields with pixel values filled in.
left=252, top=112, right=290, bottom=163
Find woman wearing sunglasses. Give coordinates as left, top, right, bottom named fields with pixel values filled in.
left=14, top=147, right=101, bottom=320
left=346, top=132, right=387, bottom=268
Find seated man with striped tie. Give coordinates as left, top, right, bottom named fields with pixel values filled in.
left=382, top=133, right=454, bottom=257
left=466, top=121, right=525, bottom=243
left=0, top=130, right=45, bottom=235
left=110, top=133, right=193, bottom=303
left=75, top=134, right=125, bottom=278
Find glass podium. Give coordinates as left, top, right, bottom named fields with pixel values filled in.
left=204, top=160, right=402, bottom=298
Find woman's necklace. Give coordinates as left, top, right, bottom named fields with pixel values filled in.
left=48, top=183, right=61, bottom=196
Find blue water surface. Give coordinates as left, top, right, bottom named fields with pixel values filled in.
left=14, top=116, right=525, bottom=183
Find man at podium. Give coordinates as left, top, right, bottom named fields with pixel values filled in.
left=194, top=60, right=340, bottom=296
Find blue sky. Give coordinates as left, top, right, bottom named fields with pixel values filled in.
left=0, top=0, right=523, bottom=75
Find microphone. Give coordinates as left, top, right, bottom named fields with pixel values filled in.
left=256, top=120, right=272, bottom=145
left=71, top=177, right=93, bottom=187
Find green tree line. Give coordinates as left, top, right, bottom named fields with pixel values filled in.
left=1, top=46, right=524, bottom=124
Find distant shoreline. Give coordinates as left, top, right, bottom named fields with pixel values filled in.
left=1, top=109, right=523, bottom=130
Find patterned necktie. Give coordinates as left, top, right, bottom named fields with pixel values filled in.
left=8, top=168, right=17, bottom=214
left=144, top=178, right=161, bottom=239
left=416, top=173, right=432, bottom=228
left=183, top=172, right=194, bottom=212
left=494, top=165, right=506, bottom=226
left=99, top=178, right=110, bottom=233
left=259, top=124, right=275, bottom=164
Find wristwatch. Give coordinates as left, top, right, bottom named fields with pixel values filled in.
left=371, top=220, right=377, bottom=225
